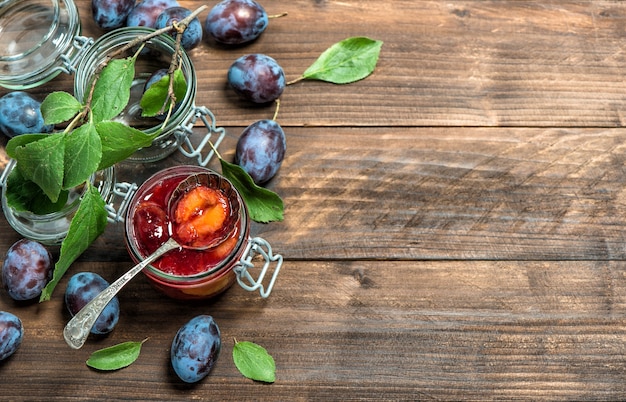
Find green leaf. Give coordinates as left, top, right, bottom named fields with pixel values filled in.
left=86, top=340, right=146, bottom=371
left=219, top=158, right=284, bottom=223
left=95, top=121, right=159, bottom=170
left=140, top=69, right=187, bottom=117
left=301, top=37, right=383, bottom=84
left=13, top=133, right=66, bottom=203
left=40, top=183, right=108, bottom=301
left=41, top=91, right=83, bottom=125
left=5, top=168, right=68, bottom=214
left=63, top=122, right=103, bottom=189
left=233, top=340, right=276, bottom=383
left=91, top=57, right=136, bottom=122
left=6, top=134, right=51, bottom=158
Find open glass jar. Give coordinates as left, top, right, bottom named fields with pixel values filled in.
left=124, top=165, right=282, bottom=300
left=0, top=159, right=116, bottom=246
left=0, top=0, right=81, bottom=89
left=0, top=0, right=224, bottom=164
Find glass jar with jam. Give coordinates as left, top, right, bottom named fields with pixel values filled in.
left=124, top=165, right=282, bottom=300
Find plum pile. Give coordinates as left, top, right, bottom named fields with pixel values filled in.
left=171, top=315, right=221, bottom=383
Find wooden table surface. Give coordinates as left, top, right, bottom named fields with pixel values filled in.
left=2, top=0, right=626, bottom=400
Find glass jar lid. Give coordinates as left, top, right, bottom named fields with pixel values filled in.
left=0, top=0, right=80, bottom=89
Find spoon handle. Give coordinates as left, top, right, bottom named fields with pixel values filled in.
left=63, top=237, right=181, bottom=350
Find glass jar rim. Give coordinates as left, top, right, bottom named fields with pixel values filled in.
left=73, top=26, right=198, bottom=141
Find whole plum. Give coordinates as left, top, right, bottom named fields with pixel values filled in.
left=171, top=315, right=221, bottom=383
left=92, top=0, right=135, bottom=30
left=155, top=7, right=203, bottom=51
left=227, top=54, right=285, bottom=104
left=65, top=272, right=120, bottom=335
left=204, top=0, right=269, bottom=45
left=0, top=92, right=53, bottom=138
left=0, top=311, right=23, bottom=361
left=126, top=0, right=180, bottom=28
left=2, top=239, right=52, bottom=301
left=235, top=119, right=286, bottom=184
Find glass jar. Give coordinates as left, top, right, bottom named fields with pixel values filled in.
left=124, top=165, right=282, bottom=300
left=73, top=27, right=201, bottom=163
left=0, top=159, right=116, bottom=246
left=0, top=0, right=81, bottom=89
left=0, top=0, right=225, bottom=164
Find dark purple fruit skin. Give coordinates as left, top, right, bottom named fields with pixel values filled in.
left=155, top=7, right=203, bottom=51
left=227, top=54, right=285, bottom=104
left=126, top=0, right=180, bottom=28
left=171, top=315, right=221, bottom=383
left=204, top=0, right=268, bottom=45
left=2, top=239, right=52, bottom=301
left=92, top=0, right=135, bottom=30
left=0, top=311, right=23, bottom=361
left=65, top=272, right=120, bottom=335
left=235, top=119, right=286, bottom=184
left=0, top=92, right=53, bottom=138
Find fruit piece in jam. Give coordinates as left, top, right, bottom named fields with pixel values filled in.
left=173, top=186, right=230, bottom=248
left=132, top=175, right=240, bottom=276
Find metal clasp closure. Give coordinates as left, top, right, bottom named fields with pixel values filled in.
left=175, top=105, right=227, bottom=166
left=104, top=182, right=137, bottom=223
left=235, top=237, right=283, bottom=298
left=59, top=35, right=95, bottom=75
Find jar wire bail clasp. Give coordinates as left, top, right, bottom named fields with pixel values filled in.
left=175, top=105, right=227, bottom=166
left=59, top=35, right=95, bottom=75
left=235, top=237, right=283, bottom=298
left=104, top=181, right=138, bottom=224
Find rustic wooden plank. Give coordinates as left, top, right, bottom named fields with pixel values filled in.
left=48, top=1, right=626, bottom=128
left=3, top=124, right=626, bottom=262
left=205, top=126, right=626, bottom=261
left=1, top=260, right=625, bottom=400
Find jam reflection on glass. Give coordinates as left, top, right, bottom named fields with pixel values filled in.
left=132, top=174, right=240, bottom=277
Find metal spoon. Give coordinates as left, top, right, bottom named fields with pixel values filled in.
left=63, top=171, right=240, bottom=349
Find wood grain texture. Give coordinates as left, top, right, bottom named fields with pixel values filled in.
left=1, top=0, right=626, bottom=400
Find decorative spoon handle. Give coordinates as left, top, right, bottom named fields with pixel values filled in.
left=63, top=237, right=181, bottom=349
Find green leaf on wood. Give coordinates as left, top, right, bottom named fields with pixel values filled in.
left=95, top=121, right=159, bottom=169
left=86, top=340, right=146, bottom=371
left=40, top=183, right=108, bottom=301
left=41, top=91, right=83, bottom=125
left=13, top=133, right=65, bottom=203
left=63, top=122, right=102, bottom=189
left=233, top=340, right=276, bottom=383
left=219, top=158, right=284, bottom=223
left=302, top=37, right=383, bottom=84
left=91, top=57, right=136, bottom=122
